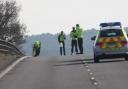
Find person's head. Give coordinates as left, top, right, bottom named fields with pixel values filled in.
left=76, top=24, right=80, bottom=30
left=72, top=27, right=75, bottom=32
left=61, top=31, right=63, bottom=34
left=76, top=24, right=80, bottom=27
left=73, top=27, right=75, bottom=30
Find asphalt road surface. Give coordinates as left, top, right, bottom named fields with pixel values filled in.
left=0, top=55, right=128, bottom=89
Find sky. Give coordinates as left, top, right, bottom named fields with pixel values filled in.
left=16, top=0, right=128, bottom=35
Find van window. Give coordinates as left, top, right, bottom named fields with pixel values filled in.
left=99, top=29, right=123, bottom=37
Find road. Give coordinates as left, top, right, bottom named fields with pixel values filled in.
left=0, top=55, right=128, bottom=89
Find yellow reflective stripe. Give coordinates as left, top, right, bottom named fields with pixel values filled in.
left=102, top=43, right=107, bottom=48
left=120, top=37, right=123, bottom=40
left=120, top=37, right=125, bottom=41
left=113, top=37, right=118, bottom=41
left=106, top=38, right=110, bottom=42
left=118, top=43, right=122, bottom=48
left=111, top=48, right=115, bottom=50
left=98, top=38, right=103, bottom=42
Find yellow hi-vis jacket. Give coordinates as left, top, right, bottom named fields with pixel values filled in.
left=34, top=41, right=41, bottom=49
left=70, top=30, right=77, bottom=40
left=76, top=27, right=84, bottom=38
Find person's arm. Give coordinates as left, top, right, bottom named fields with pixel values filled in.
left=74, top=32, right=77, bottom=38
left=76, top=29, right=79, bottom=37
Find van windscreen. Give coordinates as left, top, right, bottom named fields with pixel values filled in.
left=99, top=29, right=123, bottom=37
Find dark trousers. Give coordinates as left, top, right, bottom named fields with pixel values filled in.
left=78, top=38, right=83, bottom=54
left=71, top=40, right=78, bottom=54
left=34, top=48, right=40, bottom=57
left=60, top=42, right=65, bottom=56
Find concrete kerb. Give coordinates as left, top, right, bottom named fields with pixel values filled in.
left=0, top=56, right=31, bottom=79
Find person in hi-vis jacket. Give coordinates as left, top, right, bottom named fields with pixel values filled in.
left=58, top=31, right=66, bottom=56
left=70, top=27, right=78, bottom=55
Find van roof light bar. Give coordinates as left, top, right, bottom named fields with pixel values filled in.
left=100, top=22, right=121, bottom=28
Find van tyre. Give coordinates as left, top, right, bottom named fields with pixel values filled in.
left=94, top=56, right=99, bottom=63
left=125, top=57, right=128, bottom=61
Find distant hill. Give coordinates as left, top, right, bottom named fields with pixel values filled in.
left=21, top=28, right=128, bottom=56
left=21, top=29, right=97, bottom=56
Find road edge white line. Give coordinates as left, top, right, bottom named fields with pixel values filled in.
left=0, top=56, right=31, bottom=79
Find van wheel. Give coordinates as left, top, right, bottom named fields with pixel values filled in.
left=94, top=55, right=100, bottom=63
left=125, top=57, right=128, bottom=61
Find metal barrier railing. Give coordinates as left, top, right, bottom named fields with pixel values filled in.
left=0, top=40, right=24, bottom=56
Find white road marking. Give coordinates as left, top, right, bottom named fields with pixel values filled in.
left=87, top=69, right=91, bottom=72
left=94, top=82, right=98, bottom=86
left=82, top=58, right=99, bottom=88
left=86, top=66, right=89, bottom=68
left=0, top=56, right=31, bottom=79
left=91, top=77, right=95, bottom=80
left=89, top=72, right=93, bottom=75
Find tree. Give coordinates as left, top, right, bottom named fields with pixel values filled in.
left=0, top=0, right=26, bottom=45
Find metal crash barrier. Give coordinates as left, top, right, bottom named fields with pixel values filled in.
left=0, top=40, right=24, bottom=56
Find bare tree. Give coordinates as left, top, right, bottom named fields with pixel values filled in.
left=0, top=0, right=26, bottom=45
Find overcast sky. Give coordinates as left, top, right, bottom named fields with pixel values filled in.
left=17, top=0, right=128, bottom=35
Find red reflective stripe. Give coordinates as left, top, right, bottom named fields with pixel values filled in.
left=96, top=42, right=102, bottom=48
left=100, top=38, right=105, bottom=48
left=117, top=37, right=122, bottom=42
left=115, top=45, right=118, bottom=48
left=102, top=38, right=106, bottom=43
left=122, top=41, right=128, bottom=46
left=109, top=38, right=114, bottom=42
left=106, top=45, right=109, bottom=48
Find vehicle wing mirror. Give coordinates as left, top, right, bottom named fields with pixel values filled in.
left=91, top=36, right=96, bottom=41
